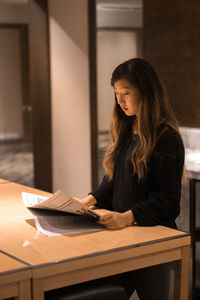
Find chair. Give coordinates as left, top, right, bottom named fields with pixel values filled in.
left=45, top=280, right=129, bottom=300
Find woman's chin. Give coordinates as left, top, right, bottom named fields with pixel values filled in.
left=124, top=111, right=134, bottom=117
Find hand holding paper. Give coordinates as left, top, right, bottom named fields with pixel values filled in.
left=22, top=189, right=100, bottom=220
left=22, top=190, right=102, bottom=237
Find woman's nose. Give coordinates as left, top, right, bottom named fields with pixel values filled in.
left=117, top=95, right=125, bottom=104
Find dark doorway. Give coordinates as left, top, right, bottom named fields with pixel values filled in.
left=0, top=0, right=52, bottom=192
left=0, top=24, right=34, bottom=187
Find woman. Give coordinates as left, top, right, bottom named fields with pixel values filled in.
left=78, top=58, right=185, bottom=299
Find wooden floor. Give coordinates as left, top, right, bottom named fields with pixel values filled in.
left=0, top=141, right=34, bottom=187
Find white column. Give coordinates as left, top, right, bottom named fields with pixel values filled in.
left=49, top=0, right=91, bottom=197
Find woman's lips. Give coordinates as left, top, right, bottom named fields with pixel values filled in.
left=121, top=107, right=128, bottom=111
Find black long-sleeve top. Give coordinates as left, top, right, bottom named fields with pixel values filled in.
left=90, top=125, right=185, bottom=228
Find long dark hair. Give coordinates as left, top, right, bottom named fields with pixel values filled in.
left=103, top=58, right=182, bottom=181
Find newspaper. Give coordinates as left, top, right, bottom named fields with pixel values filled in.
left=22, top=190, right=103, bottom=236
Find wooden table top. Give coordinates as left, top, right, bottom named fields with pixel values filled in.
left=0, top=178, right=9, bottom=184
left=0, top=252, right=28, bottom=275
left=0, top=251, right=31, bottom=287
left=0, top=182, right=190, bottom=268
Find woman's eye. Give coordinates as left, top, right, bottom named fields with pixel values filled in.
left=124, top=93, right=129, bottom=96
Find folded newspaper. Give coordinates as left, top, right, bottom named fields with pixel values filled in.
left=22, top=190, right=103, bottom=236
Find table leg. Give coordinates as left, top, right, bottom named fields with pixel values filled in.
left=19, top=279, right=31, bottom=300
left=32, top=278, right=44, bottom=300
left=179, top=245, right=190, bottom=300
left=174, top=260, right=180, bottom=300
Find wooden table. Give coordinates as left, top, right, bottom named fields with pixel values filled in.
left=0, top=181, right=191, bottom=300
left=0, top=251, right=31, bottom=300
left=0, top=178, right=9, bottom=184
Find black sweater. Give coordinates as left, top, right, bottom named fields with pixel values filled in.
left=90, top=125, right=185, bottom=228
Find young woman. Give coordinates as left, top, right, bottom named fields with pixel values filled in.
left=78, top=58, right=185, bottom=299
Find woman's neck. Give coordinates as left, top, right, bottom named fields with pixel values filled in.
left=132, top=121, right=138, bottom=134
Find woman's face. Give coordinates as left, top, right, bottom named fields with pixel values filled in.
left=114, top=79, right=140, bottom=116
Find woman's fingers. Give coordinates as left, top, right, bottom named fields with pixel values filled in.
left=98, top=216, right=113, bottom=225
left=98, top=213, right=119, bottom=227
left=100, top=214, right=112, bottom=220
left=98, top=220, right=117, bottom=229
left=97, top=211, right=126, bottom=230
left=98, top=219, right=113, bottom=225
left=97, top=214, right=113, bottom=226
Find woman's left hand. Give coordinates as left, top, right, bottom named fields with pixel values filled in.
left=98, top=210, right=134, bottom=230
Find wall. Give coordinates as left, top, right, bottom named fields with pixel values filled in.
left=0, top=4, right=28, bottom=23
left=143, top=4, right=200, bottom=294
left=49, top=0, right=91, bottom=197
left=143, top=0, right=200, bottom=127
left=97, top=8, right=142, bottom=28
left=97, top=30, right=139, bottom=131
left=0, top=28, right=23, bottom=140
left=96, top=3, right=143, bottom=132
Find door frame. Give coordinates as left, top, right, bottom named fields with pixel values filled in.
left=29, top=0, right=52, bottom=192
left=88, top=0, right=98, bottom=189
